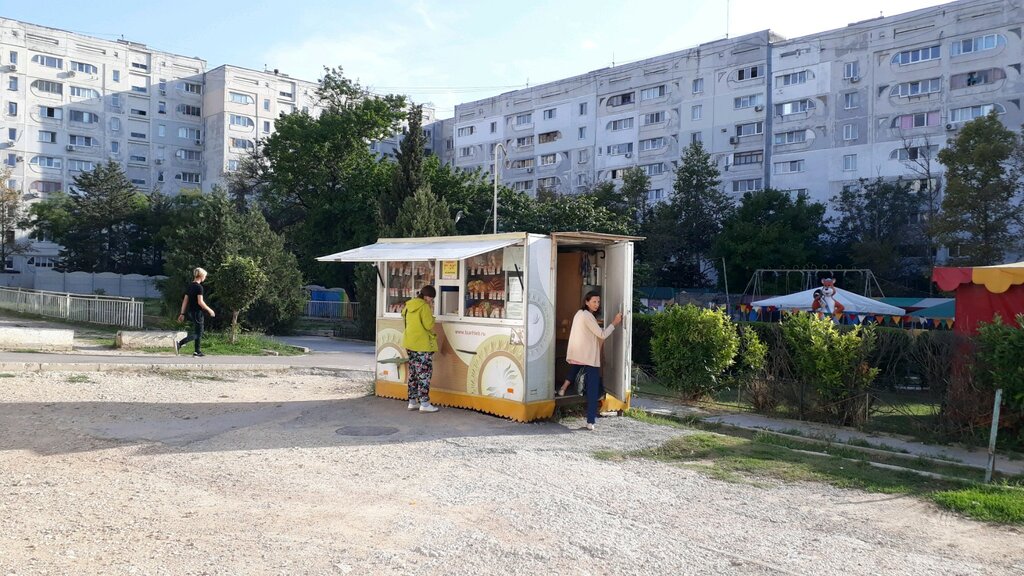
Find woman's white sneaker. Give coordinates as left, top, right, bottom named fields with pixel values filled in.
left=407, top=401, right=419, bottom=411
left=419, top=402, right=440, bottom=413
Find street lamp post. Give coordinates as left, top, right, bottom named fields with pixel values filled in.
left=492, top=142, right=508, bottom=234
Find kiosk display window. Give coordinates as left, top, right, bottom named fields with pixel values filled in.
left=385, top=261, right=434, bottom=314
left=464, top=247, right=524, bottom=320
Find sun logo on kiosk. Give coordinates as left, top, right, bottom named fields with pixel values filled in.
left=375, top=328, right=407, bottom=383
left=466, top=334, right=525, bottom=400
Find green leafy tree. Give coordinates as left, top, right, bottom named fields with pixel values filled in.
left=217, top=256, right=268, bottom=343
left=934, top=113, right=1022, bottom=265
left=383, top=103, right=425, bottom=226
left=714, top=189, right=827, bottom=294
left=391, top=184, right=456, bottom=238
left=0, top=171, right=30, bottom=268
left=650, top=304, right=739, bottom=398
left=618, top=168, right=651, bottom=232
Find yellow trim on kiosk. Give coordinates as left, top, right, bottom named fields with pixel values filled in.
left=601, top=391, right=631, bottom=412
left=376, top=380, right=556, bottom=422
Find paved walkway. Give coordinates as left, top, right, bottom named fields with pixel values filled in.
left=632, top=396, right=1024, bottom=476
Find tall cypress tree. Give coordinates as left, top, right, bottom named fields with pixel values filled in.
left=384, top=103, right=425, bottom=226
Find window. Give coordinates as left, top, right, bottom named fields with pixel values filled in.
left=5, top=154, right=15, bottom=167
left=690, top=132, right=702, bottom=144
left=131, top=84, right=147, bottom=94
left=512, top=180, right=533, bottom=192
left=129, top=178, right=147, bottom=187
left=183, top=82, right=202, bottom=94
left=515, top=113, right=532, bottom=125
left=538, top=153, right=556, bottom=166
left=732, top=178, right=763, bottom=192
left=231, top=138, right=254, bottom=150
left=949, top=103, right=1003, bottom=123
left=510, top=158, right=534, bottom=169
left=647, top=188, right=665, bottom=202
left=608, top=92, right=635, bottom=107
left=891, top=111, right=940, bottom=129
left=538, top=131, right=559, bottom=144
left=31, top=54, right=63, bottom=68
left=890, top=77, right=942, bottom=98
left=692, top=78, right=704, bottom=93
left=69, top=86, right=100, bottom=99
left=734, top=94, right=763, bottom=110
left=178, top=127, right=201, bottom=140
left=950, top=68, right=1005, bottom=89
left=9, top=52, right=16, bottom=65
left=516, top=136, right=534, bottom=147
left=129, top=154, right=147, bottom=163
left=578, top=127, right=586, bottom=139
left=130, top=108, right=147, bottom=117
left=538, top=177, right=558, bottom=188
left=775, top=99, right=814, bottom=116
left=110, top=118, right=121, bottom=132
left=577, top=174, right=586, bottom=186
left=229, top=92, right=254, bottom=104
left=843, top=154, right=857, bottom=171
left=129, top=131, right=147, bottom=140
left=891, top=145, right=939, bottom=161
left=641, top=163, right=664, bottom=176
left=68, top=135, right=96, bottom=147
left=691, top=105, right=702, bottom=120
left=579, top=102, right=587, bottom=115
left=158, top=101, right=166, bottom=114
left=69, top=60, right=95, bottom=74
left=733, top=150, right=763, bottom=165
left=31, top=80, right=62, bottom=95
left=777, top=71, right=807, bottom=86
left=639, top=137, right=664, bottom=151
left=263, top=120, right=271, bottom=133
left=458, top=146, right=472, bottom=158
left=112, top=70, right=120, bottom=82
left=842, top=124, right=858, bottom=141
left=7, top=102, right=16, bottom=116
left=578, top=149, right=589, bottom=163
left=490, top=121, right=497, bottom=133
left=843, top=92, right=860, bottom=110
left=891, top=45, right=941, bottom=65
left=111, top=94, right=122, bottom=109
left=177, top=149, right=202, bottom=161
left=844, top=61, right=859, bottom=79
left=158, top=79, right=167, bottom=93
left=7, top=76, right=16, bottom=91
left=609, top=118, right=634, bottom=131
left=38, top=130, right=56, bottom=143
left=37, top=106, right=59, bottom=120
left=158, top=124, right=166, bottom=137
left=263, top=98, right=270, bottom=111
left=736, top=121, right=763, bottom=137
left=227, top=159, right=239, bottom=172
left=30, top=155, right=61, bottom=169
left=69, top=110, right=98, bottom=123
left=606, top=143, right=633, bottom=155
left=131, top=62, right=148, bottom=71
left=457, top=126, right=475, bottom=137
left=110, top=141, right=120, bottom=154
left=951, top=34, right=1001, bottom=56
left=640, top=85, right=666, bottom=100
left=773, top=160, right=804, bottom=174
left=736, top=65, right=764, bottom=81
left=7, top=128, right=14, bottom=141
left=178, top=104, right=201, bottom=117
left=179, top=172, right=202, bottom=184
left=543, top=108, right=556, bottom=120
left=642, top=111, right=665, bottom=125
left=774, top=130, right=806, bottom=145
left=229, top=114, right=254, bottom=128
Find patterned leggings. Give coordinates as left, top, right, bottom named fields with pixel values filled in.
left=407, top=351, right=434, bottom=403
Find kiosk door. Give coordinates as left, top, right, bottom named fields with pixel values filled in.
left=601, top=241, right=633, bottom=403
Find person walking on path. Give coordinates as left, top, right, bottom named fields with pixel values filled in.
left=402, top=285, right=440, bottom=413
left=176, top=267, right=216, bottom=357
left=556, top=291, right=622, bottom=430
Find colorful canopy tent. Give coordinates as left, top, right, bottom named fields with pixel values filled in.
left=909, top=300, right=955, bottom=320
left=933, top=261, right=1024, bottom=334
left=752, top=287, right=906, bottom=316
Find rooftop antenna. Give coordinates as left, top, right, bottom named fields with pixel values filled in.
left=612, top=51, right=615, bottom=67
left=726, top=0, right=730, bottom=38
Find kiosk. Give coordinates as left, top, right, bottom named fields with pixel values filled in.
left=317, top=232, right=640, bottom=421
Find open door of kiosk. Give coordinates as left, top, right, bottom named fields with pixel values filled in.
left=601, top=241, right=633, bottom=408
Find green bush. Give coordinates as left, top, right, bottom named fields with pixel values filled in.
left=975, top=314, right=1024, bottom=441
left=651, top=304, right=739, bottom=398
left=631, top=313, right=655, bottom=367
left=781, top=313, right=880, bottom=426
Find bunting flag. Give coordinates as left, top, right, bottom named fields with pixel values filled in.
left=949, top=319, right=954, bottom=328
left=874, top=315, right=884, bottom=324
left=851, top=314, right=861, bottom=325
left=748, top=310, right=758, bottom=322
left=890, top=315, right=901, bottom=325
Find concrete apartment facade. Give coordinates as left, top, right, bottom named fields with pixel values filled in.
left=451, top=0, right=1024, bottom=208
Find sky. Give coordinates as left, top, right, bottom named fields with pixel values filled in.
left=3, top=0, right=951, bottom=117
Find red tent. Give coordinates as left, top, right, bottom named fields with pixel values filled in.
left=933, top=261, right=1024, bottom=334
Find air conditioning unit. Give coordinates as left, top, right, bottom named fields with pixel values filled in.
left=5, top=140, right=13, bottom=147
left=66, top=70, right=76, bottom=77
left=849, top=76, right=860, bottom=83
left=945, top=123, right=957, bottom=131
left=526, top=167, right=533, bottom=173
left=624, top=152, right=632, bottom=158
left=754, top=104, right=764, bottom=112
left=15, top=156, right=23, bottom=162
left=65, top=144, right=75, bottom=151
left=6, top=64, right=16, bottom=72
left=155, top=159, right=163, bottom=165
left=159, top=89, right=166, bottom=95
left=729, top=136, right=740, bottom=145
left=195, top=140, right=202, bottom=146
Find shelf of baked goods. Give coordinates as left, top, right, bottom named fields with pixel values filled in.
left=464, top=300, right=507, bottom=319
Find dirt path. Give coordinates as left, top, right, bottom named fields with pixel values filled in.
left=1, top=370, right=1020, bottom=575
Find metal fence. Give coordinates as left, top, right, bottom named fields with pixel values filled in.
left=0, top=287, right=145, bottom=328
left=303, top=300, right=359, bottom=321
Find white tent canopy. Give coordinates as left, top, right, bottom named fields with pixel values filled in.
left=316, top=238, right=521, bottom=263
left=752, top=287, right=906, bottom=316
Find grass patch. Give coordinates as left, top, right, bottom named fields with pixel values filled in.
left=0, top=373, right=15, bottom=378
left=66, top=374, right=92, bottom=383
left=151, top=331, right=303, bottom=356
left=934, top=485, right=1024, bottom=524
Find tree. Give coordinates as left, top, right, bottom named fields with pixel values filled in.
left=617, top=168, right=650, bottom=232
left=829, top=177, right=926, bottom=291
left=383, top=103, right=425, bottom=226
left=391, top=184, right=456, bottom=238
left=713, top=189, right=827, bottom=294
left=217, top=256, right=268, bottom=343
left=934, top=113, right=1022, bottom=265
left=0, top=171, right=30, bottom=269
left=896, top=132, right=943, bottom=278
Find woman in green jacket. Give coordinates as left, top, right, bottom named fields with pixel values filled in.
left=402, top=285, right=440, bottom=413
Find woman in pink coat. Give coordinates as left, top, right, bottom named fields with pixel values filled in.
left=556, top=291, right=622, bottom=430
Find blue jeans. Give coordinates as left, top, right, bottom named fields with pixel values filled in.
left=562, top=364, right=602, bottom=424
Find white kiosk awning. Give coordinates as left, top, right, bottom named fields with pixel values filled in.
left=317, top=238, right=521, bottom=263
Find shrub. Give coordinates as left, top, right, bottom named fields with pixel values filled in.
left=631, top=313, right=655, bottom=368
left=975, top=314, right=1024, bottom=442
left=651, top=304, right=739, bottom=398
left=781, top=313, right=880, bottom=426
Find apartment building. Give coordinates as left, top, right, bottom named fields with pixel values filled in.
left=451, top=0, right=1024, bottom=207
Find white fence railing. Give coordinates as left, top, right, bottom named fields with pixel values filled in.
left=0, top=287, right=145, bottom=328
left=303, top=300, right=359, bottom=321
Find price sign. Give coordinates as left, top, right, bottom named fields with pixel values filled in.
left=441, top=260, right=459, bottom=280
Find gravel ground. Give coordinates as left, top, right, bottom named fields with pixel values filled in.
left=1, top=369, right=1021, bottom=576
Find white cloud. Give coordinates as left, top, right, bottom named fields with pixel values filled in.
left=580, top=39, right=598, bottom=50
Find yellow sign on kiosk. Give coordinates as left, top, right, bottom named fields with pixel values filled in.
left=441, top=260, right=459, bottom=280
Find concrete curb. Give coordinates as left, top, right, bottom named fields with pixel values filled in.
left=0, top=362, right=374, bottom=377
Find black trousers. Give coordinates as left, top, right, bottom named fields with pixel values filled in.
left=178, top=311, right=205, bottom=353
